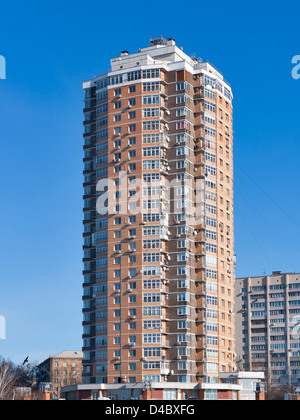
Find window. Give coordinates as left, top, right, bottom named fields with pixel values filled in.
left=143, top=306, right=161, bottom=316
left=205, top=126, right=216, bottom=138
left=143, top=253, right=161, bottom=264
left=143, top=120, right=160, bottom=131
left=178, top=333, right=191, bottom=343
left=143, top=173, right=161, bottom=183
left=178, top=293, right=190, bottom=302
left=114, top=364, right=121, bottom=371
left=143, top=334, right=161, bottom=344
left=178, top=361, right=191, bottom=370
left=143, top=292, right=161, bottom=303
left=129, top=309, right=136, bottom=317
left=144, top=347, right=161, bottom=358
left=129, top=190, right=136, bottom=198
left=207, top=295, right=218, bottom=306
left=96, top=88, right=108, bottom=101
left=143, top=82, right=160, bottom=92
left=143, top=95, right=160, bottom=105
left=177, top=146, right=189, bottom=156
left=176, top=120, right=189, bottom=130
left=177, top=160, right=188, bottom=169
left=181, top=94, right=191, bottom=105
left=176, top=107, right=189, bottom=117
left=178, top=320, right=190, bottom=329
left=177, top=81, right=188, bottom=91
left=143, top=239, right=161, bottom=249
left=143, top=186, right=161, bottom=196
left=143, top=69, right=160, bottom=79
left=143, top=265, right=161, bottom=276
left=129, top=85, right=136, bottom=93
left=143, top=133, right=161, bottom=143
left=178, top=279, right=190, bottom=288
left=128, top=70, right=141, bottom=81
left=96, top=116, right=108, bottom=128
left=143, top=278, right=161, bottom=289
left=178, top=253, right=189, bottom=262
left=143, top=160, right=161, bottom=170
left=143, top=108, right=160, bottom=118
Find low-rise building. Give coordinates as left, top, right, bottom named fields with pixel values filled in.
left=61, top=372, right=265, bottom=401
left=36, top=351, right=83, bottom=399
left=220, top=371, right=265, bottom=400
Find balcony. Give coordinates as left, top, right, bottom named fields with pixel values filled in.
left=194, top=102, right=205, bottom=115
left=161, top=340, right=171, bottom=348
left=193, top=93, right=204, bottom=102
left=194, top=144, right=205, bottom=154
left=196, top=325, right=207, bottom=336
left=194, top=156, right=205, bottom=167
left=161, top=368, right=170, bottom=376
left=195, top=258, right=206, bottom=271
left=197, top=338, right=207, bottom=350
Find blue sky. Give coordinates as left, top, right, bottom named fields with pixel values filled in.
left=0, top=0, right=300, bottom=364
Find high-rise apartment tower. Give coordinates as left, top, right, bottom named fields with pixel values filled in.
left=82, top=36, right=235, bottom=386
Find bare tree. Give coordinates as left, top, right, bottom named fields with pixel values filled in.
left=0, top=358, right=18, bottom=400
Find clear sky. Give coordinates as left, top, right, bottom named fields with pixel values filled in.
left=0, top=0, right=300, bottom=365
